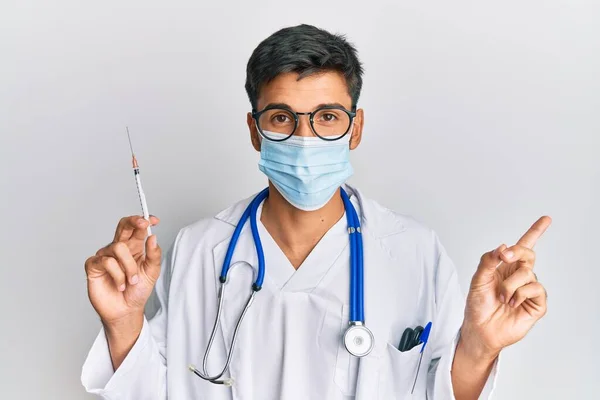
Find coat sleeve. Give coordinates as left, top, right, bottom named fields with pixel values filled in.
left=426, top=232, right=500, bottom=399
left=80, top=229, right=184, bottom=400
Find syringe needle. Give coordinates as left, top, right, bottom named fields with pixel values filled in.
left=126, top=126, right=139, bottom=168
left=126, top=126, right=134, bottom=156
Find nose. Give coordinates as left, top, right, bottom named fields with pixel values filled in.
left=294, top=113, right=316, bottom=138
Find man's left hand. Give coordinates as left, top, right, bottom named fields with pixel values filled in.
left=459, top=216, right=552, bottom=361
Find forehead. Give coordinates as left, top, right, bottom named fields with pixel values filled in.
left=256, top=71, right=352, bottom=111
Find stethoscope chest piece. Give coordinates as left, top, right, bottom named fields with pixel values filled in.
left=343, top=322, right=374, bottom=357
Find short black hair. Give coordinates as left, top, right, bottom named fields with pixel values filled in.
left=245, top=24, right=364, bottom=111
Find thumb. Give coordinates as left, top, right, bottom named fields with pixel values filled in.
left=143, top=234, right=162, bottom=282
left=472, top=243, right=507, bottom=286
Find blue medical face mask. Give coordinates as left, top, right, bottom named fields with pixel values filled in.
left=258, top=129, right=354, bottom=211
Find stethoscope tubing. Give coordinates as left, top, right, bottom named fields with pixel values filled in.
left=220, top=188, right=269, bottom=288
left=198, top=187, right=367, bottom=385
left=249, top=188, right=268, bottom=290
left=340, top=188, right=364, bottom=323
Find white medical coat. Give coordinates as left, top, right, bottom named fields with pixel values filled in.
left=82, top=185, right=498, bottom=399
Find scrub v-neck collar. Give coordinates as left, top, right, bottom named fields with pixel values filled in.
left=254, top=199, right=350, bottom=292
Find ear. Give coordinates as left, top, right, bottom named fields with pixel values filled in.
left=349, top=108, right=364, bottom=150
left=247, top=112, right=261, bottom=151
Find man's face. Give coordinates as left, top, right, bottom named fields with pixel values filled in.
left=247, top=71, right=364, bottom=150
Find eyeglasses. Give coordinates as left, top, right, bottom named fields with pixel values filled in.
left=252, top=105, right=356, bottom=142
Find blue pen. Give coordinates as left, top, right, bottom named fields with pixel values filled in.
left=411, top=321, right=432, bottom=394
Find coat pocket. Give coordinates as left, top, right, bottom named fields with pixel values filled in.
left=379, top=342, right=426, bottom=399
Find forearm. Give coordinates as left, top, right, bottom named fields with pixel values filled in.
left=103, top=313, right=144, bottom=370
left=451, top=336, right=498, bottom=400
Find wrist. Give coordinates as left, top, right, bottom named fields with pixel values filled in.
left=102, top=313, right=144, bottom=371
left=455, top=338, right=498, bottom=373
left=457, top=325, right=501, bottom=366
left=102, top=312, right=144, bottom=339
left=452, top=327, right=499, bottom=399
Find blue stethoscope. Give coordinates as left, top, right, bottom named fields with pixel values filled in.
left=189, top=187, right=374, bottom=386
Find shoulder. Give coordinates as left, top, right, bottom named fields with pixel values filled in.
left=351, top=185, right=444, bottom=263
left=170, top=192, right=256, bottom=257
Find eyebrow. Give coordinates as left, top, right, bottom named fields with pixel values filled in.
left=262, top=102, right=349, bottom=111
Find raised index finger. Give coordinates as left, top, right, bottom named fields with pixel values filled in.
left=516, top=215, right=552, bottom=249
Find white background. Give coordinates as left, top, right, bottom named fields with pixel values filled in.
left=1, top=1, right=598, bottom=398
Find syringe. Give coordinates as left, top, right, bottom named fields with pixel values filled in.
left=126, top=126, right=152, bottom=236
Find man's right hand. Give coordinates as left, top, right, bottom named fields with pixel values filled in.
left=85, top=215, right=162, bottom=329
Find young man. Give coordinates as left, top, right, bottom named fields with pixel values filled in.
left=82, top=24, right=550, bottom=399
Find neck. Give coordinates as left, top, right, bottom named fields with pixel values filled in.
left=260, top=182, right=345, bottom=269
